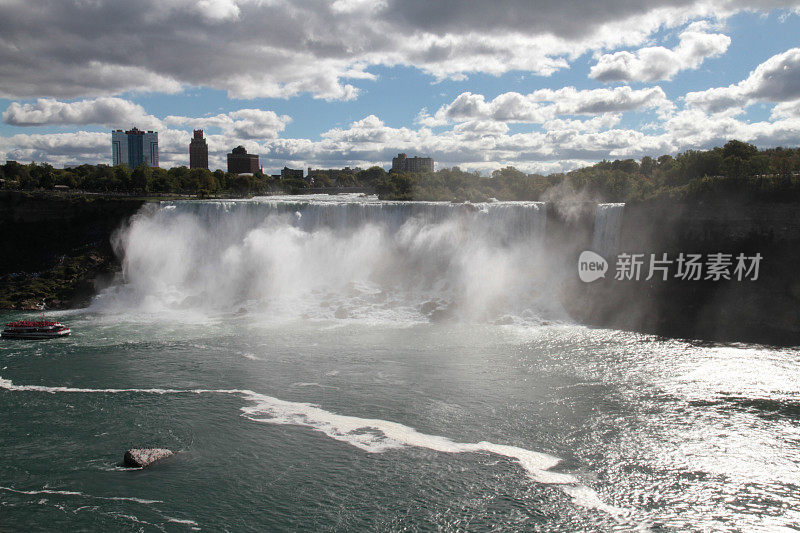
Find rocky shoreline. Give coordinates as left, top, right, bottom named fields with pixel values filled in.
left=0, top=191, right=144, bottom=310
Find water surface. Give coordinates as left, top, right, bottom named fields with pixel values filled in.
left=1, top=196, right=798, bottom=531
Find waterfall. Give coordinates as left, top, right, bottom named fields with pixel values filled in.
left=161, top=197, right=546, bottom=244
left=96, top=195, right=559, bottom=323
left=592, top=203, right=624, bottom=257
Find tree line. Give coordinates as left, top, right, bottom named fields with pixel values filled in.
left=3, top=140, right=800, bottom=202
left=375, top=140, right=800, bottom=203
left=0, top=161, right=393, bottom=197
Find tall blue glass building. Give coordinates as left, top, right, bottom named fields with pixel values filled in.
left=112, top=127, right=159, bottom=168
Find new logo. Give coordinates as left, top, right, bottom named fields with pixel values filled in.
left=578, top=251, right=608, bottom=283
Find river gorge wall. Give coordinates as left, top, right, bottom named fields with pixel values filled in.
left=558, top=199, right=800, bottom=346
left=0, top=191, right=144, bottom=309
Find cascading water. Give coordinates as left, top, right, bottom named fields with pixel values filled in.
left=591, top=203, right=625, bottom=257
left=95, top=195, right=560, bottom=324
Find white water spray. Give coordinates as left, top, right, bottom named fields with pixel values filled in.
left=95, top=196, right=562, bottom=323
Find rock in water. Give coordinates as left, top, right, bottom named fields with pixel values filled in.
left=123, top=448, right=173, bottom=468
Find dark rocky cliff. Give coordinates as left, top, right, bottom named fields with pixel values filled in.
left=0, top=192, right=144, bottom=309
left=558, top=199, right=800, bottom=346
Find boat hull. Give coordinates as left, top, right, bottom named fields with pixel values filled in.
left=1, top=329, right=71, bottom=340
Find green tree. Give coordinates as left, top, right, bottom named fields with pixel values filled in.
left=32, top=162, right=56, bottom=189
left=356, top=166, right=387, bottom=186
left=640, top=156, right=656, bottom=176
left=723, top=139, right=758, bottom=161
left=231, top=174, right=251, bottom=196
left=491, top=166, right=527, bottom=180
left=150, top=167, right=170, bottom=192
left=113, top=165, right=132, bottom=191
left=311, top=173, right=332, bottom=187
left=131, top=164, right=152, bottom=193
left=213, top=169, right=227, bottom=190
left=610, top=159, right=639, bottom=174
left=192, top=169, right=217, bottom=196
left=336, top=171, right=358, bottom=187
left=279, top=178, right=308, bottom=194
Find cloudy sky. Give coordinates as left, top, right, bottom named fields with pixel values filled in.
left=1, top=0, right=800, bottom=174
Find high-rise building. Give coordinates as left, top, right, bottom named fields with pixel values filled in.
left=391, top=153, right=433, bottom=173
left=189, top=129, right=208, bottom=169
left=112, top=127, right=158, bottom=168
left=227, top=145, right=259, bottom=174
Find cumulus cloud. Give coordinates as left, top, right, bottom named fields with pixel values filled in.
left=0, top=131, right=110, bottom=167
left=590, top=26, right=731, bottom=82
left=165, top=109, right=291, bottom=140
left=542, top=115, right=623, bottom=133
left=534, top=86, right=674, bottom=115
left=664, top=107, right=800, bottom=148
left=770, top=99, right=800, bottom=118
left=2, top=98, right=162, bottom=129
left=686, top=47, right=800, bottom=112
left=420, top=87, right=672, bottom=126
left=0, top=0, right=795, bottom=100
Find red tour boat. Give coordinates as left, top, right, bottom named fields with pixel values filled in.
left=1, top=319, right=71, bottom=339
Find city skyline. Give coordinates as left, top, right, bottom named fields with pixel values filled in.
left=0, top=2, right=800, bottom=174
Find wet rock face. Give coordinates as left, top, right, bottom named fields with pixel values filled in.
left=559, top=199, right=800, bottom=346
left=123, top=448, right=173, bottom=468
left=0, top=191, right=145, bottom=310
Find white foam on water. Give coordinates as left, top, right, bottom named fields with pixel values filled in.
left=0, top=486, right=162, bottom=505
left=0, top=377, right=183, bottom=395
left=166, top=517, right=200, bottom=526
left=0, top=487, right=82, bottom=496
left=0, top=377, right=625, bottom=516
left=562, top=485, right=629, bottom=515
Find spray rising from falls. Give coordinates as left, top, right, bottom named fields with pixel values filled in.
left=95, top=197, right=564, bottom=323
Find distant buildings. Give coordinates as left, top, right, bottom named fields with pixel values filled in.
left=307, top=166, right=360, bottom=182
left=112, top=127, right=158, bottom=168
left=189, top=130, right=208, bottom=169
left=392, top=153, right=433, bottom=173
left=281, top=167, right=304, bottom=180
left=105, top=129, right=430, bottom=177
left=227, top=145, right=259, bottom=174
